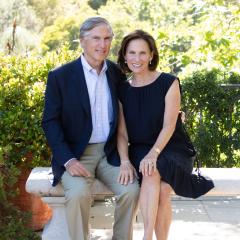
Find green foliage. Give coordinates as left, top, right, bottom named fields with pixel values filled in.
left=40, top=2, right=96, bottom=53
left=182, top=69, right=240, bottom=167
left=37, top=0, right=240, bottom=75
left=0, top=55, right=49, bottom=168
left=1, top=0, right=239, bottom=74
left=41, top=17, right=80, bottom=53
left=27, top=0, right=60, bottom=27
left=0, top=0, right=39, bottom=32
left=0, top=48, right=78, bottom=239
left=0, top=0, right=41, bottom=53
left=0, top=48, right=78, bottom=168
left=140, top=0, right=240, bottom=76
left=97, top=0, right=153, bottom=60
left=0, top=164, right=40, bottom=240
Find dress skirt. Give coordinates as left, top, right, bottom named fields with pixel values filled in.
left=129, top=144, right=214, bottom=199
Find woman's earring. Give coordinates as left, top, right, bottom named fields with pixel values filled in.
left=125, top=60, right=127, bottom=64
left=149, top=59, right=152, bottom=65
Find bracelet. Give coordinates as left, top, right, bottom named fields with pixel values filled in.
left=154, top=147, right=161, bottom=155
left=121, top=160, right=131, bottom=164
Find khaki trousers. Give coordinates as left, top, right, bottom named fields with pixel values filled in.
left=61, top=143, right=139, bottom=240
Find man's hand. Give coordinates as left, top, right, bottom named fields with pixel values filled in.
left=65, top=159, right=91, bottom=177
left=117, top=160, right=137, bottom=185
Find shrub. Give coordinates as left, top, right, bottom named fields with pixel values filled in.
left=0, top=164, right=40, bottom=240
left=182, top=69, right=240, bottom=167
left=0, top=47, right=78, bottom=239
left=0, top=48, right=78, bottom=168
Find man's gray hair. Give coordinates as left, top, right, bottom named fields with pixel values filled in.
left=80, top=17, right=113, bottom=38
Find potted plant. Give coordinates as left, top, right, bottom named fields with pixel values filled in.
left=0, top=54, right=53, bottom=231
left=0, top=159, right=41, bottom=239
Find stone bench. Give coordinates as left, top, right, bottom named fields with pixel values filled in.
left=25, top=167, right=240, bottom=240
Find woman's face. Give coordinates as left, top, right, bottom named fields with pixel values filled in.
left=124, top=38, right=153, bottom=74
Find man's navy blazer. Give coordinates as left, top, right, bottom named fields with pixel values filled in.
left=42, top=57, right=125, bottom=186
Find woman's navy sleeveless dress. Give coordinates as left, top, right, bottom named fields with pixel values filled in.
left=118, top=73, right=214, bottom=199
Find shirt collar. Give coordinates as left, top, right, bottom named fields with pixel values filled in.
left=81, top=54, right=108, bottom=74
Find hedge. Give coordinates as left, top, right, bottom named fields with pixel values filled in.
left=0, top=50, right=239, bottom=238
left=182, top=69, right=240, bottom=167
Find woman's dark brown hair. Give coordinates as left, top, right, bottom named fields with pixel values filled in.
left=117, top=30, right=159, bottom=73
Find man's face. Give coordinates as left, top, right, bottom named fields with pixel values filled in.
left=80, top=24, right=113, bottom=68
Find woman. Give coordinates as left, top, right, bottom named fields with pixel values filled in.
left=116, top=30, right=214, bottom=240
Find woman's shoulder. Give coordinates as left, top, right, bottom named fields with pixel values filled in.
left=159, top=72, right=179, bottom=93
left=161, top=72, right=178, bottom=81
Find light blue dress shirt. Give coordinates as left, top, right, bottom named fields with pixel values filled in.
left=81, top=55, right=113, bottom=143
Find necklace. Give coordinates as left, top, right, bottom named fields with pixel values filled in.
left=130, top=71, right=161, bottom=87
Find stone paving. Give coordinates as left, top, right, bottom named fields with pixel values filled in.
left=90, top=196, right=240, bottom=240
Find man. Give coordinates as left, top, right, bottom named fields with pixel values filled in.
left=42, top=17, right=139, bottom=240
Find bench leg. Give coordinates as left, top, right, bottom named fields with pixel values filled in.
left=41, top=197, right=71, bottom=240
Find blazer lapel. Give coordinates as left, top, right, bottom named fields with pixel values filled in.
left=106, top=67, right=119, bottom=135
left=72, top=58, right=91, bottom=117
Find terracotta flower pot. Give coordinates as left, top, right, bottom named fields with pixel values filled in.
left=13, top=168, right=52, bottom=231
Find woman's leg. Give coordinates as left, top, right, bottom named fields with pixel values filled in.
left=140, top=171, right=161, bottom=240
left=154, top=181, right=172, bottom=240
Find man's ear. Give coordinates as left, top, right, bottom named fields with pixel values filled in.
left=80, top=38, right=84, bottom=48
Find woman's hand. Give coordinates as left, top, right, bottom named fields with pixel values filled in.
left=180, top=111, right=186, bottom=123
left=139, top=150, right=158, bottom=176
left=117, top=160, right=137, bottom=185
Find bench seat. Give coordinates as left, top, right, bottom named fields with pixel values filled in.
left=25, top=167, right=240, bottom=240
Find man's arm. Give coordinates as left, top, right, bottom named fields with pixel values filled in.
left=42, top=71, right=75, bottom=166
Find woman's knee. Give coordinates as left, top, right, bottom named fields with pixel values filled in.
left=142, top=171, right=160, bottom=185
left=159, top=182, right=172, bottom=201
